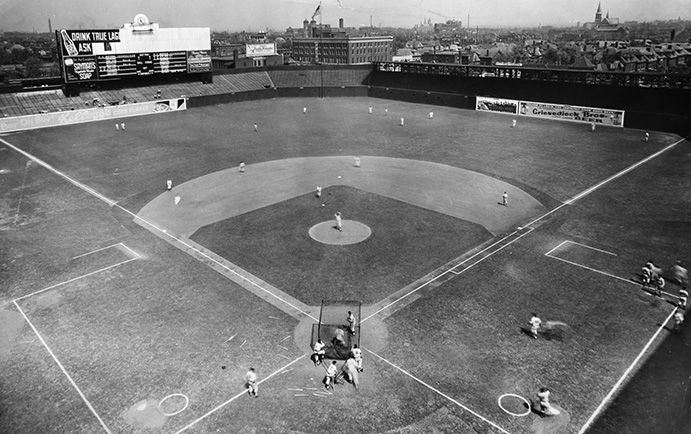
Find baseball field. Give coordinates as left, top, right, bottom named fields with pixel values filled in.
left=0, top=96, right=689, bottom=434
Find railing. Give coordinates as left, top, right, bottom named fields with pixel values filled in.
left=373, top=61, right=691, bottom=90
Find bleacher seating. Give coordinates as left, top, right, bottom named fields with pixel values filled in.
left=268, top=68, right=370, bottom=88
left=0, top=67, right=372, bottom=118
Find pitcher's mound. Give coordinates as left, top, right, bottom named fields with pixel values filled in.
left=309, top=220, right=372, bottom=245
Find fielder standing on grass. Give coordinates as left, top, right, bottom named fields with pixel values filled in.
left=502, top=191, right=508, bottom=207
left=536, top=387, right=561, bottom=416
left=246, top=367, right=258, bottom=397
left=529, top=313, right=541, bottom=339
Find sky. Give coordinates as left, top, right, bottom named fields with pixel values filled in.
left=0, top=0, right=687, bottom=33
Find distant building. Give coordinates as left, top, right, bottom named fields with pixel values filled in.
left=292, top=35, right=392, bottom=64
left=583, top=2, right=622, bottom=33
left=421, top=50, right=460, bottom=64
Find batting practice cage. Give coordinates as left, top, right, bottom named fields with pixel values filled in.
left=311, top=299, right=361, bottom=360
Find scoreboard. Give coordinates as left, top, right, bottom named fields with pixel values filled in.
left=97, top=51, right=189, bottom=78
left=57, top=21, right=211, bottom=84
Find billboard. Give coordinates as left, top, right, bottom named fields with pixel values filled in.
left=0, top=98, right=187, bottom=133
left=56, top=19, right=211, bottom=83
left=476, top=97, right=518, bottom=115
left=246, top=43, right=276, bottom=57
left=475, top=96, right=625, bottom=127
left=59, top=29, right=121, bottom=56
left=63, top=57, right=98, bottom=82
left=518, top=101, right=624, bottom=127
left=186, top=50, right=212, bottom=73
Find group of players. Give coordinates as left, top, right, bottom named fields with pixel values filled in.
left=641, top=259, right=688, bottom=332
left=311, top=311, right=363, bottom=390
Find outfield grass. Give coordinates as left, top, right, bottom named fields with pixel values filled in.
left=0, top=96, right=689, bottom=434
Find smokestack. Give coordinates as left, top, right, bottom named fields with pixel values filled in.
left=339, top=18, right=344, bottom=29
left=48, top=19, right=52, bottom=33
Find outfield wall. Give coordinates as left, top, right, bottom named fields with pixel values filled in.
left=368, top=70, right=691, bottom=135
left=186, top=86, right=367, bottom=108
left=0, top=98, right=187, bottom=133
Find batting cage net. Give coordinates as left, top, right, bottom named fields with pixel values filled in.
left=311, top=299, right=361, bottom=361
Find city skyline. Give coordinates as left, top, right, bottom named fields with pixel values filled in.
left=0, top=0, right=688, bottom=33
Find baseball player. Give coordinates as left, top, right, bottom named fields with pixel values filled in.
left=347, top=311, right=356, bottom=335
left=312, top=339, right=326, bottom=366
left=335, top=212, right=343, bottom=231
left=351, top=344, right=363, bottom=372
left=246, top=367, right=258, bottom=397
left=325, top=361, right=338, bottom=390
left=678, top=288, right=688, bottom=310
left=529, top=313, right=541, bottom=339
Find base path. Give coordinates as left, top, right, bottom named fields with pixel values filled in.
left=137, top=156, right=546, bottom=238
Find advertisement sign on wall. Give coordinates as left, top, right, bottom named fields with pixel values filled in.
left=246, top=43, right=276, bottom=57
left=0, top=99, right=187, bottom=133
left=475, top=96, right=625, bottom=127
left=475, top=97, right=519, bottom=115
left=63, top=57, right=98, bottom=82
left=187, top=50, right=212, bottom=73
left=518, top=101, right=624, bottom=126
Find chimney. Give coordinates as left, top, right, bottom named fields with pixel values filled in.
left=339, top=18, right=344, bottom=29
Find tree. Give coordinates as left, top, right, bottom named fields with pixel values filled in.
left=24, top=57, right=43, bottom=77
left=542, top=47, right=560, bottom=64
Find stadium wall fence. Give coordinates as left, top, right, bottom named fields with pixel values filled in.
left=366, top=70, right=691, bottom=136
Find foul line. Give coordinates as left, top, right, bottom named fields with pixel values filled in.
left=362, top=135, right=688, bottom=324
left=564, top=240, right=618, bottom=256
left=173, top=355, right=306, bottom=434
left=13, top=301, right=113, bottom=434
left=0, top=136, right=316, bottom=322
left=545, top=250, right=677, bottom=298
left=13, top=257, right=139, bottom=302
left=577, top=307, right=679, bottom=434
left=523, top=135, right=688, bottom=229
left=71, top=243, right=134, bottom=260
left=365, top=348, right=511, bottom=434
left=362, top=228, right=534, bottom=323
left=0, top=137, right=115, bottom=206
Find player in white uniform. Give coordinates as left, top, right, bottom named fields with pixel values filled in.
left=347, top=311, right=356, bottom=335
left=678, top=289, right=688, bottom=310
left=312, top=339, right=326, bottom=366
left=325, top=361, right=338, bottom=390
left=351, top=344, right=363, bottom=372
left=673, top=309, right=684, bottom=333
left=246, top=367, right=258, bottom=397
left=529, top=313, right=541, bottom=339
left=655, top=276, right=665, bottom=297
left=335, top=212, right=343, bottom=231
left=536, top=387, right=560, bottom=416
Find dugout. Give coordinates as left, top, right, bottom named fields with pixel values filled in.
left=311, top=299, right=361, bottom=360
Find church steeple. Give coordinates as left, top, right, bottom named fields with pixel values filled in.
left=595, top=2, right=602, bottom=24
